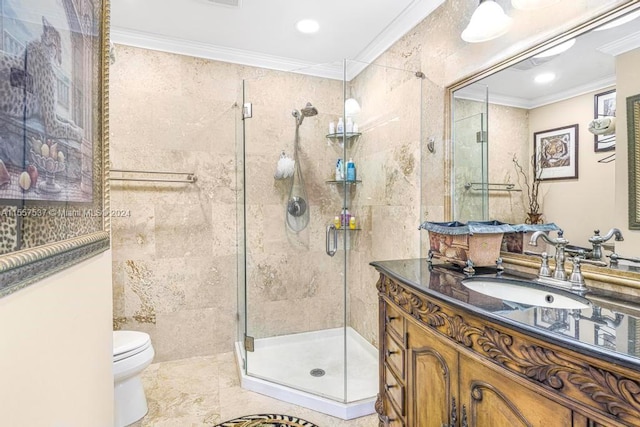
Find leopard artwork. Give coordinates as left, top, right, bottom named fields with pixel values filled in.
left=0, top=17, right=83, bottom=141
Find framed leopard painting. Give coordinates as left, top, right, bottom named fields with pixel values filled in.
left=0, top=0, right=110, bottom=296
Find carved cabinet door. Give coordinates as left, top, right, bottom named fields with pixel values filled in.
left=406, top=321, right=459, bottom=427
left=458, top=352, right=572, bottom=427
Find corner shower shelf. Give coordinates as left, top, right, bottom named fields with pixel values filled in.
left=326, top=179, right=362, bottom=185
left=325, top=132, right=362, bottom=140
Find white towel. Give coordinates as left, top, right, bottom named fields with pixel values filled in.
left=588, top=116, right=616, bottom=135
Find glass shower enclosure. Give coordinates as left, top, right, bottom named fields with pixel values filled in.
left=235, top=59, right=424, bottom=419
left=452, top=83, right=489, bottom=221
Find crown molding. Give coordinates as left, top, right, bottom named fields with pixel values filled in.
left=110, top=0, right=444, bottom=81
left=109, top=27, right=345, bottom=80
left=455, top=75, right=616, bottom=109
left=597, top=30, right=640, bottom=56
left=352, top=0, right=444, bottom=69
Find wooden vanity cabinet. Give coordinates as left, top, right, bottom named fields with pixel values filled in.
left=375, top=270, right=640, bottom=427
left=458, top=352, right=572, bottom=426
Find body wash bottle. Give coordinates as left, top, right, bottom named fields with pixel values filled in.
left=346, top=158, right=356, bottom=181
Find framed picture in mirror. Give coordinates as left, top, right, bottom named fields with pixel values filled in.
left=534, top=124, right=579, bottom=181
left=593, top=89, right=616, bottom=152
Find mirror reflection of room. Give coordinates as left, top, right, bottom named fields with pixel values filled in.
left=452, top=8, right=640, bottom=256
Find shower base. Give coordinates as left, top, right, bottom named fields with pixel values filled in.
left=234, top=327, right=378, bottom=420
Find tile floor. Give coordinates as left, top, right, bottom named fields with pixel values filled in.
left=131, top=352, right=378, bottom=427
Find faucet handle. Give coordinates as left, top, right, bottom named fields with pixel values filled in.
left=607, top=253, right=640, bottom=267
left=569, top=256, right=587, bottom=292
left=539, top=252, right=551, bottom=278
left=576, top=257, right=608, bottom=268
left=525, top=251, right=551, bottom=278
left=569, top=255, right=607, bottom=293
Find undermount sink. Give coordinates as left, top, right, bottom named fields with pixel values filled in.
left=461, top=277, right=591, bottom=309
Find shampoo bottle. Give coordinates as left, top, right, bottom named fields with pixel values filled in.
left=336, top=117, right=344, bottom=133
left=341, top=208, right=351, bottom=227
left=346, top=117, right=354, bottom=133
left=336, top=158, right=343, bottom=181
left=346, top=158, right=356, bottom=181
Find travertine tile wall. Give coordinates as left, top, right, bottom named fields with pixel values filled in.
left=110, top=46, right=243, bottom=361
left=347, top=64, right=423, bottom=345
left=109, top=0, right=625, bottom=362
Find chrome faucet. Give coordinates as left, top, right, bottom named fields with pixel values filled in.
left=530, top=230, right=569, bottom=281
left=588, top=228, right=623, bottom=260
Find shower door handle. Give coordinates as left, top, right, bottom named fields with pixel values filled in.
left=326, top=224, right=338, bottom=257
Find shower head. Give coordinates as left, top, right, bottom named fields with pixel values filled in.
left=301, top=102, right=318, bottom=117
left=292, top=102, right=318, bottom=125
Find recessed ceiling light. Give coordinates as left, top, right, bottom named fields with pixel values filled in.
left=533, top=38, right=576, bottom=59
left=296, top=19, right=319, bottom=34
left=534, top=72, right=556, bottom=84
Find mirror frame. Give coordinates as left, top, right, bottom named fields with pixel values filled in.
left=0, top=0, right=111, bottom=297
left=629, top=93, right=640, bottom=229
left=445, top=1, right=640, bottom=290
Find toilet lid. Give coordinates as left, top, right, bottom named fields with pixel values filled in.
left=114, top=330, right=151, bottom=357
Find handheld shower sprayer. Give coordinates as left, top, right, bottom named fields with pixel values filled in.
left=286, top=102, right=318, bottom=232
left=292, top=102, right=318, bottom=126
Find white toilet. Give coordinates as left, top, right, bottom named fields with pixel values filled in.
left=113, top=330, right=155, bottom=427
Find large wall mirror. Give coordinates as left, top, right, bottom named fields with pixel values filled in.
left=448, top=2, right=640, bottom=283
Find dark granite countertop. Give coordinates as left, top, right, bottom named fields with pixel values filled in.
left=371, top=258, right=640, bottom=369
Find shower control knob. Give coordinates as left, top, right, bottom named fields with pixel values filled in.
left=287, top=196, right=307, bottom=217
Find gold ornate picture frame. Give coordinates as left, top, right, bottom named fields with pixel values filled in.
left=628, top=93, right=640, bottom=230
left=0, top=0, right=110, bottom=297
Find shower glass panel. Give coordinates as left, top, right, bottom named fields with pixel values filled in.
left=237, top=59, right=423, bottom=417
left=452, top=84, right=489, bottom=221
left=235, top=86, right=247, bottom=349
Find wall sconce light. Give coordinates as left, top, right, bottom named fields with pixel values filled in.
left=345, top=98, right=361, bottom=117
left=461, top=0, right=512, bottom=43
left=511, top=0, right=561, bottom=10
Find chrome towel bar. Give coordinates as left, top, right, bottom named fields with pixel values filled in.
left=110, top=169, right=197, bottom=184
left=464, top=182, right=521, bottom=192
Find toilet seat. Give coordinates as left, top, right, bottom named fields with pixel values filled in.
left=114, top=331, right=151, bottom=362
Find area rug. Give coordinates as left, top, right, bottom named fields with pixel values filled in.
left=214, top=413, right=319, bottom=427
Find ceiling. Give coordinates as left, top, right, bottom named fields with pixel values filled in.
left=455, top=10, right=640, bottom=109
left=109, top=0, right=444, bottom=80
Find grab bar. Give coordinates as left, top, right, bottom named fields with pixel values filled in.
left=326, top=224, right=338, bottom=257
left=110, top=169, right=197, bottom=184
left=464, top=182, right=521, bottom=192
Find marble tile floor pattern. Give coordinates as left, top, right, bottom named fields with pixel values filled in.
left=130, top=352, right=378, bottom=427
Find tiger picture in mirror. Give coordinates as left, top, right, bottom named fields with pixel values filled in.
left=540, top=133, right=570, bottom=169
left=0, top=0, right=96, bottom=203
left=534, top=124, right=579, bottom=181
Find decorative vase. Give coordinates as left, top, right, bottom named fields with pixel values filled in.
left=526, top=212, right=543, bottom=224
